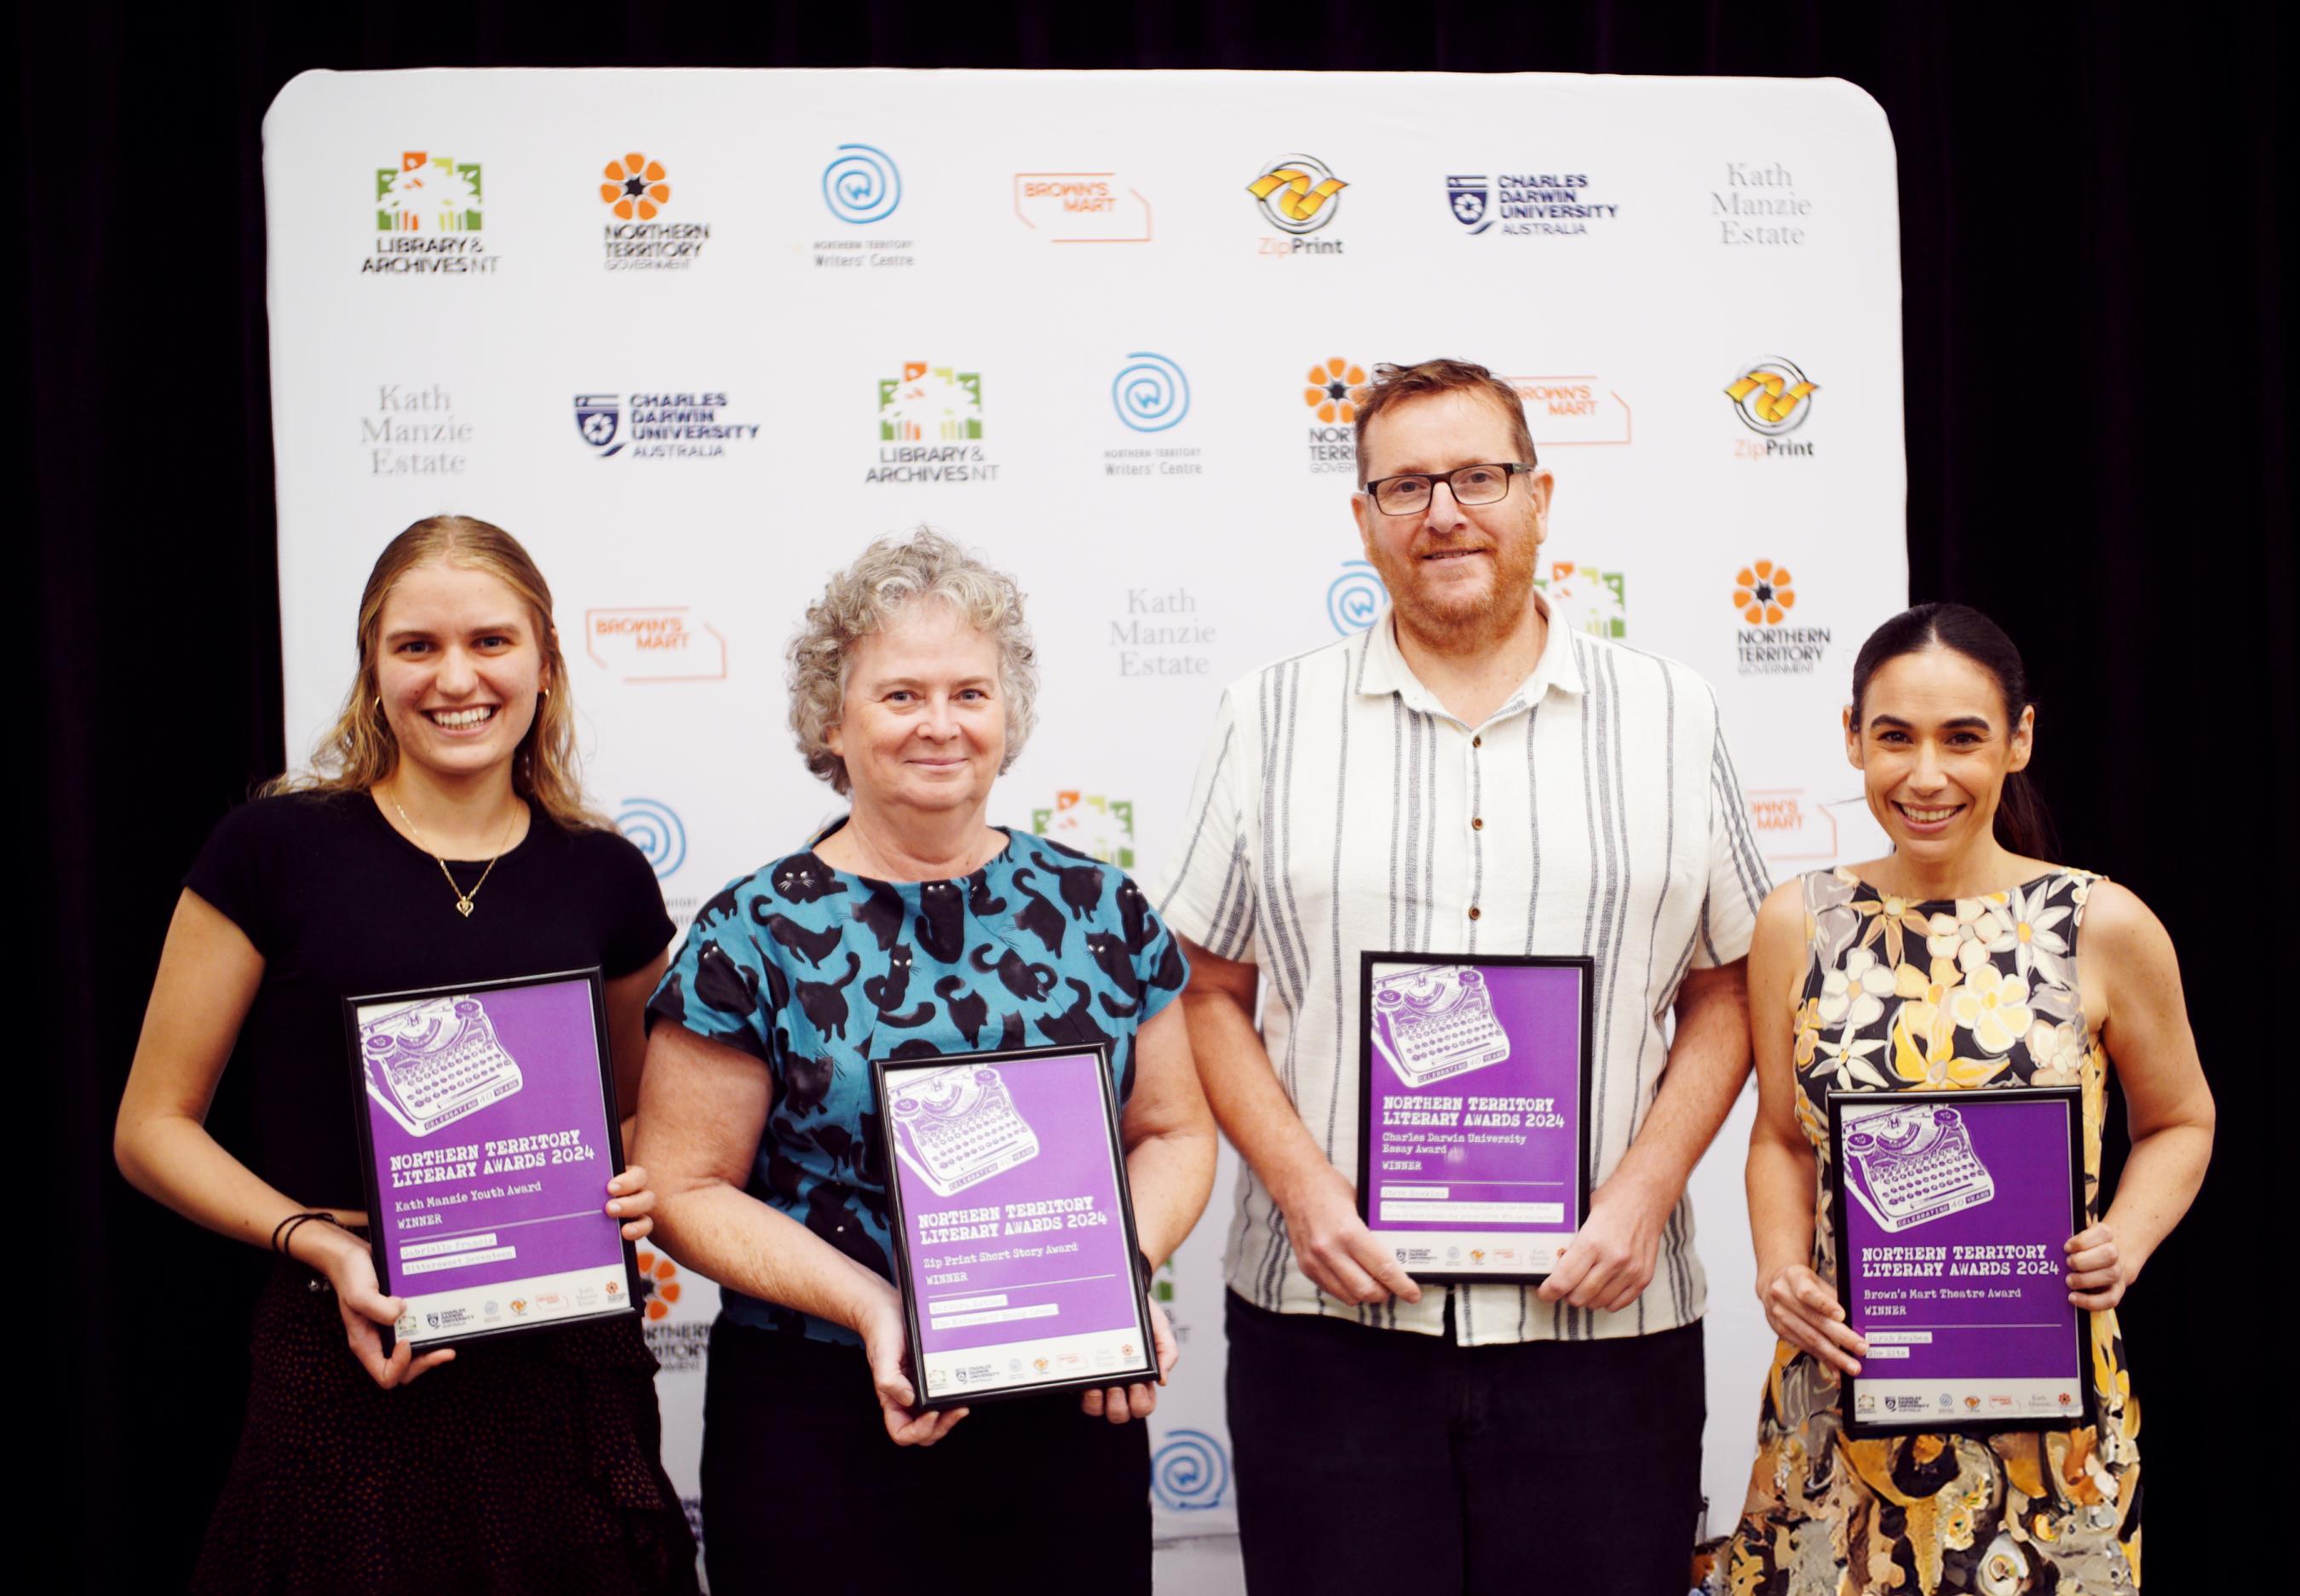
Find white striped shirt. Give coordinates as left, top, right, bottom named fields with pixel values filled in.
left=1153, top=598, right=1769, bottom=1343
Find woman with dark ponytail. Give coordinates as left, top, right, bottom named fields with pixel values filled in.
left=1707, top=603, right=2215, bottom=1594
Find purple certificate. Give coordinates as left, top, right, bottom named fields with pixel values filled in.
left=875, top=1044, right=1155, bottom=1409
left=1829, top=1087, right=2094, bottom=1436
left=1355, top=953, right=1595, bottom=1282
left=343, top=968, right=638, bottom=1351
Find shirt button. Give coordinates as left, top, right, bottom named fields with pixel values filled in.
left=1468, top=905, right=1482, bottom=921
left=1472, top=735, right=1483, bottom=749
left=1472, top=817, right=1484, bottom=830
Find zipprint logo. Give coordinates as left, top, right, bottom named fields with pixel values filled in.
left=367, top=153, right=496, bottom=276
left=1725, top=359, right=1817, bottom=457
left=1250, top=154, right=1348, bottom=255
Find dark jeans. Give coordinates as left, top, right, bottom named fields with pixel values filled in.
left=699, top=1318, right=1150, bottom=1596
left=1225, top=1291, right=1705, bottom=1596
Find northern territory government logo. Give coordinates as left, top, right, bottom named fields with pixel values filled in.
left=1030, top=791, right=1136, bottom=869
left=871, top=362, right=998, bottom=483
left=635, top=1248, right=708, bottom=1374
left=1103, top=353, right=1203, bottom=481
left=1014, top=172, right=1153, bottom=243
left=572, top=392, right=757, bottom=460
left=1731, top=559, right=1830, bottom=675
left=366, top=152, right=496, bottom=274
left=598, top=151, right=710, bottom=272
left=1725, top=359, right=1818, bottom=457
left=815, top=143, right=913, bottom=271
left=1248, top=154, right=1347, bottom=255
left=1535, top=560, right=1628, bottom=640
left=1302, top=358, right=1366, bottom=474
left=1445, top=172, right=1619, bottom=237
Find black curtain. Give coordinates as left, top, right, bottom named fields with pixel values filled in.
left=32, top=4, right=2282, bottom=1590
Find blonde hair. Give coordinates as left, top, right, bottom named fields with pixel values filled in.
left=789, top=528, right=1038, bottom=795
left=266, top=515, right=603, bottom=830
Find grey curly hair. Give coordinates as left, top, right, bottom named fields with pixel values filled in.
left=789, top=528, right=1038, bottom=795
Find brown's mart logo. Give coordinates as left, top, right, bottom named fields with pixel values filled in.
left=1013, top=171, right=1153, bottom=243
left=1746, top=789, right=1838, bottom=866
left=584, top=606, right=728, bottom=684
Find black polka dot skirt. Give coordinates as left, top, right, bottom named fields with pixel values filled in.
left=193, top=1256, right=698, bottom=1594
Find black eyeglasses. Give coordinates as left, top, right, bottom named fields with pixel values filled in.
left=1361, top=462, right=1535, bottom=516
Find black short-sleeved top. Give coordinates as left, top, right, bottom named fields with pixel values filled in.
left=184, top=790, right=674, bottom=1210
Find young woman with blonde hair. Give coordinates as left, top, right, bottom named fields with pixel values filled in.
left=116, top=515, right=697, bottom=1593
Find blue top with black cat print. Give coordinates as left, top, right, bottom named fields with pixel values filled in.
left=646, top=823, right=1188, bottom=1344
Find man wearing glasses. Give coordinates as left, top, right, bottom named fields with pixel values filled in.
left=1156, top=359, right=1765, bottom=1594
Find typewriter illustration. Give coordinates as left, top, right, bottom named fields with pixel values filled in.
left=1842, top=1103, right=1996, bottom=1233
left=888, top=1065, right=1041, bottom=1198
left=359, top=995, right=525, bottom=1139
left=1370, top=964, right=1512, bottom=1088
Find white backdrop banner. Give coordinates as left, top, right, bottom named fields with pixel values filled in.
left=264, top=66, right=1904, bottom=1559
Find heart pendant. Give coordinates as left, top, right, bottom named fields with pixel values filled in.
left=456, top=898, right=474, bottom=917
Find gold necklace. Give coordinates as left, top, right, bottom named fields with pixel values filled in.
left=388, top=791, right=516, bottom=918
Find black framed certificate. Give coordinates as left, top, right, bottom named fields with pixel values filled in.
left=1828, top=1086, right=2096, bottom=1437
left=342, top=967, right=641, bottom=1352
left=873, top=1043, right=1157, bottom=1409
left=1354, top=953, right=1595, bottom=1283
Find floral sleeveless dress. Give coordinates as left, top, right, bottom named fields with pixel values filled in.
left=1701, top=869, right=2142, bottom=1596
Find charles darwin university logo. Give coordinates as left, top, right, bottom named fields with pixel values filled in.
left=367, top=153, right=495, bottom=275
left=573, top=392, right=756, bottom=461
left=1445, top=172, right=1620, bottom=238
left=599, top=151, right=709, bottom=272
left=870, top=362, right=998, bottom=484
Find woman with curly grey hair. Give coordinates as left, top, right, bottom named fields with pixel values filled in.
left=634, top=528, right=1216, bottom=1594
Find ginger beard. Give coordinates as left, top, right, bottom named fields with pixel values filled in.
left=1353, top=389, right=1549, bottom=646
